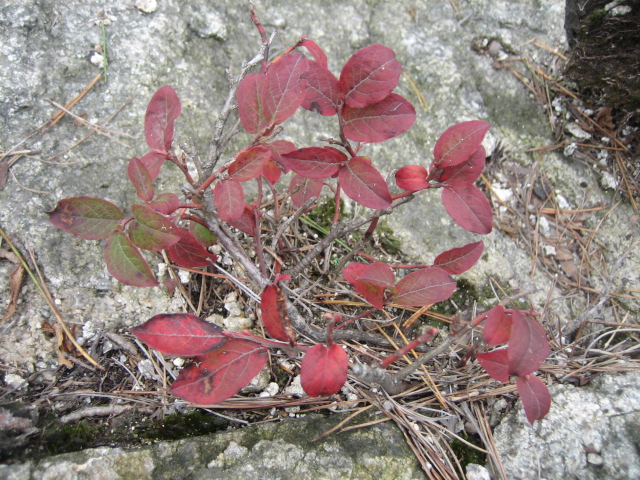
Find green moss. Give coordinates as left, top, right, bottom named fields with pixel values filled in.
left=44, top=420, right=100, bottom=456
left=450, top=435, right=486, bottom=467
left=305, top=197, right=344, bottom=229
left=431, top=278, right=480, bottom=316
left=140, top=410, right=227, bottom=441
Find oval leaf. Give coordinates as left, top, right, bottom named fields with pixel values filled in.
left=148, top=193, right=180, bottom=215
left=127, top=157, right=154, bottom=202
left=434, top=241, right=484, bottom=275
left=300, top=344, right=348, bottom=397
left=476, top=348, right=509, bottom=383
left=49, top=197, right=122, bottom=240
left=483, top=305, right=513, bottom=345
left=263, top=53, right=309, bottom=126
left=301, top=61, right=342, bottom=116
left=340, top=44, right=402, bottom=108
left=508, top=310, right=550, bottom=377
left=299, top=39, right=328, bottom=68
left=395, top=165, right=429, bottom=192
left=104, top=230, right=158, bottom=287
left=342, top=93, right=416, bottom=143
left=166, top=231, right=217, bottom=268
left=339, top=157, right=392, bottom=209
left=213, top=179, right=245, bottom=223
left=290, top=175, right=323, bottom=209
left=342, top=262, right=367, bottom=285
left=139, top=151, right=166, bottom=181
left=394, top=267, right=456, bottom=307
left=280, top=147, right=342, bottom=179
left=441, top=182, right=493, bottom=234
left=237, top=73, right=268, bottom=134
left=228, top=146, right=270, bottom=182
left=439, top=146, right=486, bottom=184
left=128, top=204, right=183, bottom=251
left=189, top=221, right=217, bottom=248
left=227, top=204, right=257, bottom=236
left=260, top=285, right=289, bottom=342
left=170, top=339, right=268, bottom=405
left=358, top=261, right=395, bottom=288
left=516, top=374, right=551, bottom=424
left=433, top=121, right=490, bottom=168
left=131, top=313, right=227, bottom=356
left=145, top=85, right=181, bottom=152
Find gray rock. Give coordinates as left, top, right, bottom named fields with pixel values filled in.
left=0, top=414, right=426, bottom=480
left=495, top=371, right=640, bottom=480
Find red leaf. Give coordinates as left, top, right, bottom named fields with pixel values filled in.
left=433, top=121, right=490, bottom=168
left=128, top=204, right=183, bottom=251
left=48, top=197, right=122, bottom=240
left=228, top=146, right=270, bottom=182
left=262, top=53, right=309, bottom=126
left=260, top=285, right=289, bottom=342
left=441, top=182, right=493, bottom=234
left=227, top=205, right=256, bottom=235
left=353, top=280, right=386, bottom=309
left=394, top=267, right=456, bottom=307
left=166, top=231, right=217, bottom=268
left=342, top=93, right=416, bottom=143
left=395, top=165, right=429, bottom=192
left=145, top=85, right=181, bottom=152
left=300, top=344, right=348, bottom=397
left=476, top=348, right=509, bottom=382
left=342, top=262, right=367, bottom=285
left=213, top=179, right=245, bottom=222
left=237, top=73, right=268, bottom=134
left=434, top=241, right=484, bottom=275
left=148, top=193, right=180, bottom=215
left=139, top=151, right=166, bottom=181
left=290, top=175, right=323, bottom=209
left=439, top=146, right=486, bottom=184
left=299, top=39, right=328, bottom=68
left=127, top=157, right=154, bottom=202
left=170, top=339, right=268, bottom=405
left=104, top=230, right=158, bottom=287
left=131, top=313, right=227, bottom=356
left=483, top=305, right=513, bottom=345
left=516, top=374, right=551, bottom=424
left=301, top=61, right=342, bottom=116
left=508, top=310, right=549, bottom=377
left=280, top=147, right=342, bottom=179
left=264, top=140, right=297, bottom=182
left=339, top=157, right=392, bottom=209
left=339, top=44, right=402, bottom=108
left=189, top=221, right=217, bottom=248
left=358, top=261, right=395, bottom=288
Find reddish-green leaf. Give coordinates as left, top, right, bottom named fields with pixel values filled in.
left=394, top=267, right=456, bottom=307
left=139, top=151, right=166, bottom=181
left=147, top=193, right=180, bottom=215
left=300, top=344, right=348, bottom=397
left=290, top=175, right=323, bottom=209
left=483, top=305, right=512, bottom=345
left=342, top=93, right=416, bottom=143
left=433, top=121, right=490, bottom=168
left=280, top=147, right=342, bottom=179
left=227, top=205, right=256, bottom=236
left=213, top=179, right=245, bottom=223
left=104, top=230, right=158, bottom=287
left=516, top=374, right=551, bottom=424
left=128, top=204, right=183, bottom=251
left=353, top=280, right=386, bottom=309
left=131, top=313, right=227, bottom=356
left=441, top=182, right=493, bottom=234
left=49, top=197, right=122, bottom=240
left=342, top=262, right=367, bottom=285
left=476, top=348, right=509, bottom=382
left=508, top=310, right=549, bottom=377
left=395, top=165, right=429, bottom=192
left=127, top=157, right=154, bottom=202
left=339, top=157, right=391, bottom=209
left=189, top=221, right=217, bottom=248
left=434, top=241, right=484, bottom=275
left=439, top=146, right=486, bottom=184
left=301, top=61, right=342, bottom=116
left=237, top=73, right=268, bottom=134
left=340, top=44, right=402, bottom=108
left=260, top=285, right=289, bottom=342
left=228, top=146, right=270, bottom=182
left=170, top=339, right=268, bottom=405
left=166, top=231, right=217, bottom=268
left=299, top=39, right=328, bottom=68
left=263, top=140, right=296, bottom=183
left=262, top=53, right=309, bottom=126
left=145, top=85, right=181, bottom=152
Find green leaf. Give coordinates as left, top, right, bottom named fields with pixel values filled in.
left=48, top=197, right=122, bottom=240
left=104, top=230, right=158, bottom=287
left=189, top=221, right=217, bottom=248
left=128, top=204, right=183, bottom=251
